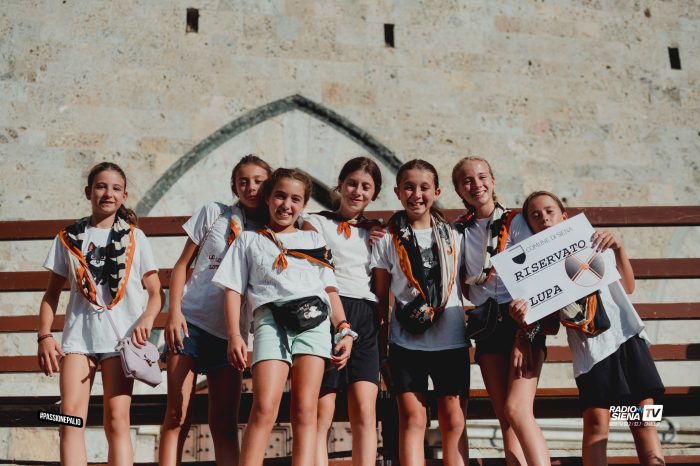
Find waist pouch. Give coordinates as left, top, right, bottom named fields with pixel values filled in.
left=268, top=296, right=328, bottom=333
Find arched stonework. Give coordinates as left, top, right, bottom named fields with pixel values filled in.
left=135, top=94, right=402, bottom=215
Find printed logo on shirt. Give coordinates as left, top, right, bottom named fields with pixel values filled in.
left=609, top=404, right=663, bottom=427
left=86, top=242, right=108, bottom=284
left=207, top=254, right=223, bottom=270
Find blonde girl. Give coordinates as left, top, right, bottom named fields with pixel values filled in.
left=159, top=154, right=272, bottom=465
left=213, top=168, right=355, bottom=466
left=38, top=162, right=162, bottom=466
left=308, top=157, right=384, bottom=466
left=452, top=156, right=550, bottom=466
left=372, top=159, right=469, bottom=466
left=514, top=191, right=664, bottom=466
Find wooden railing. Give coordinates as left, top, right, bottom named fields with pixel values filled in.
left=1, top=206, right=699, bottom=465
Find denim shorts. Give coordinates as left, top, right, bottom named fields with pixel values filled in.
left=64, top=352, right=120, bottom=364
left=163, top=322, right=229, bottom=374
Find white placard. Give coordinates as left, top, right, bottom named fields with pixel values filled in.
left=491, top=214, right=620, bottom=324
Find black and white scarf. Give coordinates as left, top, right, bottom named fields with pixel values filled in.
left=59, top=216, right=135, bottom=309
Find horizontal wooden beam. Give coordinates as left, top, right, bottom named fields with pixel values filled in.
left=1, top=206, right=700, bottom=241
left=2, top=258, right=698, bottom=293
left=3, top=303, right=698, bottom=334
left=2, top=343, right=698, bottom=374
left=1, top=386, right=698, bottom=428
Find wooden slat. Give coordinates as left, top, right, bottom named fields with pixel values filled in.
left=1, top=206, right=700, bottom=241
left=3, top=303, right=698, bottom=333
left=0, top=314, right=169, bottom=333
left=3, top=259, right=699, bottom=293
left=3, top=344, right=699, bottom=373
left=1, top=386, right=698, bottom=428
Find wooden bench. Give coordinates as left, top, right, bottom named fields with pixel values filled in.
left=1, top=206, right=699, bottom=465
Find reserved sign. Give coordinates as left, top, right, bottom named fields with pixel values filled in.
left=491, top=214, right=620, bottom=324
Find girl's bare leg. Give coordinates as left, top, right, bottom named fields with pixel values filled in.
left=315, top=390, right=336, bottom=466
left=503, top=348, right=550, bottom=466
left=159, top=354, right=197, bottom=466
left=59, top=354, right=97, bottom=466
left=437, top=395, right=469, bottom=466
left=347, top=381, right=379, bottom=466
left=290, top=355, right=326, bottom=466
left=207, top=365, right=243, bottom=465
left=582, top=407, right=610, bottom=466
left=479, top=353, right=526, bottom=466
left=240, top=360, right=289, bottom=466
left=396, top=392, right=428, bottom=466
left=101, top=356, right=135, bottom=466
left=629, top=398, right=665, bottom=466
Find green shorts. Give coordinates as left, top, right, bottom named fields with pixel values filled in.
left=252, top=305, right=332, bottom=366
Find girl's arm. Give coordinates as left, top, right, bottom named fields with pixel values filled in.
left=372, top=268, right=391, bottom=360
left=132, top=270, right=163, bottom=347
left=592, top=230, right=635, bottom=294
left=37, top=272, right=67, bottom=376
left=328, top=288, right=352, bottom=369
left=164, top=239, right=198, bottom=352
left=224, top=289, right=247, bottom=371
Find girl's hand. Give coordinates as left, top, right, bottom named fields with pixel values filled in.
left=368, top=226, right=386, bottom=245
left=131, top=314, right=155, bottom=348
left=331, top=336, right=353, bottom=369
left=509, top=299, right=529, bottom=328
left=512, top=331, right=533, bottom=379
left=37, top=336, right=64, bottom=377
left=164, top=307, right=188, bottom=353
left=227, top=335, right=247, bottom=371
left=591, top=230, right=623, bottom=252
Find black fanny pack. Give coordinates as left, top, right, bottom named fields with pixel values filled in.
left=465, top=298, right=502, bottom=341
left=268, top=296, right=328, bottom=333
left=395, top=295, right=443, bottom=334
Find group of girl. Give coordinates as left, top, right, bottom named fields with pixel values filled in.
left=37, top=155, right=665, bottom=466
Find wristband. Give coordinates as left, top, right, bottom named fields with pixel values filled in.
left=335, top=320, right=349, bottom=333
left=525, top=323, right=541, bottom=342
left=333, top=327, right=358, bottom=345
left=37, top=334, right=54, bottom=343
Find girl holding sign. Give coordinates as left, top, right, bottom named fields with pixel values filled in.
left=512, top=191, right=664, bottom=466
left=452, top=157, right=551, bottom=466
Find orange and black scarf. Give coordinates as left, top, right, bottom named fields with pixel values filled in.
left=560, top=291, right=610, bottom=335
left=389, top=212, right=457, bottom=322
left=316, top=211, right=383, bottom=239
left=454, top=202, right=515, bottom=286
left=58, top=216, right=135, bottom=309
left=258, top=227, right=334, bottom=272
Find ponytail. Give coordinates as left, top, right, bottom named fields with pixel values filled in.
left=117, top=205, right=138, bottom=225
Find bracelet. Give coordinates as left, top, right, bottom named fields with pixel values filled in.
left=37, top=334, right=53, bottom=343
left=525, top=323, right=541, bottom=343
left=335, top=320, right=349, bottom=333
left=228, top=334, right=242, bottom=340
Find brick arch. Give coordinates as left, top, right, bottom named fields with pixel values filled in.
left=135, top=94, right=401, bottom=215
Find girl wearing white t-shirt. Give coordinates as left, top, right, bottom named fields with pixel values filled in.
left=307, top=157, right=385, bottom=466
left=213, top=168, right=355, bottom=466
left=159, top=155, right=272, bottom=466
left=511, top=191, right=664, bottom=466
left=371, top=159, right=469, bottom=466
left=37, top=162, right=162, bottom=466
left=452, top=156, right=551, bottom=466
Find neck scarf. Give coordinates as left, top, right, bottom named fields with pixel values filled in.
left=389, top=211, right=457, bottom=317
left=58, top=216, right=135, bottom=309
left=455, top=202, right=515, bottom=286
left=316, top=211, right=383, bottom=239
left=258, top=227, right=334, bottom=272
left=560, top=290, right=610, bottom=335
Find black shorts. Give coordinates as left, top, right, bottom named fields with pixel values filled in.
left=576, top=335, right=665, bottom=410
left=388, top=343, right=470, bottom=397
left=474, top=302, right=546, bottom=363
left=322, top=297, right=380, bottom=391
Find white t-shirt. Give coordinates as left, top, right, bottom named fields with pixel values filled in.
left=565, top=256, right=649, bottom=377
left=306, top=214, right=377, bottom=302
left=180, top=202, right=261, bottom=341
left=43, top=226, right=158, bottom=354
left=462, top=213, right=531, bottom=305
left=370, top=227, right=467, bottom=351
left=212, top=230, right=338, bottom=313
